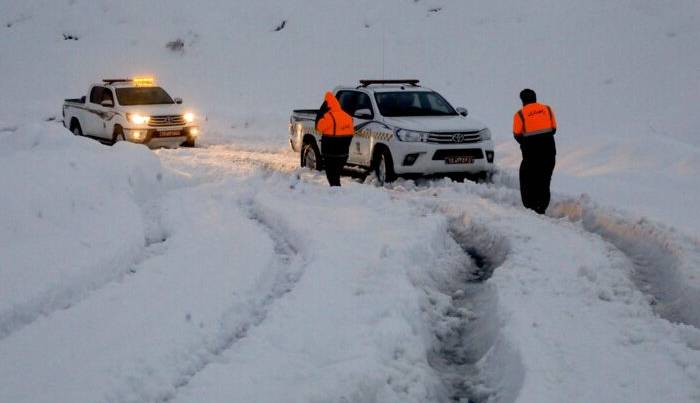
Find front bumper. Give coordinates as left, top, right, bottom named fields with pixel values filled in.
left=391, top=140, right=495, bottom=175
left=124, top=125, right=199, bottom=148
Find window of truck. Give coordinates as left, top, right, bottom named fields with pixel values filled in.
left=115, top=87, right=175, bottom=106
left=89, top=86, right=106, bottom=104
left=337, top=91, right=374, bottom=118
left=374, top=91, right=457, bottom=117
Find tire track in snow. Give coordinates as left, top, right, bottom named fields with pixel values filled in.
left=0, top=144, right=293, bottom=343
left=402, top=171, right=700, bottom=330
left=549, top=197, right=700, bottom=329
left=160, top=147, right=699, bottom=399
left=385, top=173, right=700, bottom=400
left=233, top=157, right=521, bottom=401
left=0, top=199, right=170, bottom=341
left=174, top=145, right=700, bottom=331
left=157, top=196, right=306, bottom=402
left=156, top=145, right=298, bottom=183
left=422, top=213, right=518, bottom=403
left=484, top=171, right=700, bottom=330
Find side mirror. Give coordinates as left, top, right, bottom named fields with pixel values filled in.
left=101, top=99, right=114, bottom=108
left=456, top=107, right=468, bottom=117
left=353, top=108, right=372, bottom=120
left=174, top=97, right=183, bottom=104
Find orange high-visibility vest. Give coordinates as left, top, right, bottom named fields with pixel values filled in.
left=316, top=92, right=354, bottom=136
left=513, top=102, right=557, bottom=138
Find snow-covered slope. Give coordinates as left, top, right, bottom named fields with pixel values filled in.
left=0, top=124, right=168, bottom=339
left=1, top=1, right=700, bottom=402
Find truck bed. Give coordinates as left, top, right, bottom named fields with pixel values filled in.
left=292, top=109, right=318, bottom=121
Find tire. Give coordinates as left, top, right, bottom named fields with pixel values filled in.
left=301, top=142, right=322, bottom=171
left=112, top=127, right=125, bottom=145
left=448, top=173, right=467, bottom=183
left=373, top=148, right=397, bottom=185
left=182, top=138, right=196, bottom=148
left=71, top=121, right=83, bottom=136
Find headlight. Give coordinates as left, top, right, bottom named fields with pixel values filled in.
left=395, top=128, right=427, bottom=142
left=479, top=128, right=492, bottom=141
left=127, top=113, right=150, bottom=125
left=184, top=112, right=195, bottom=123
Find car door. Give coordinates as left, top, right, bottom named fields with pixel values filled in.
left=349, top=91, right=374, bottom=166
left=336, top=90, right=373, bottom=165
left=94, top=88, right=116, bottom=139
left=85, top=86, right=106, bottom=136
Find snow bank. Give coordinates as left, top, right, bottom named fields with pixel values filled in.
left=550, top=195, right=700, bottom=328
left=0, top=123, right=166, bottom=339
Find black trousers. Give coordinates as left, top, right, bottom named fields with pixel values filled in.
left=519, top=135, right=556, bottom=214
left=520, top=157, right=555, bottom=214
left=321, top=136, right=352, bottom=187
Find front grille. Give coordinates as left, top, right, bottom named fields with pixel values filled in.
left=149, top=115, right=186, bottom=127
left=432, top=148, right=484, bottom=160
left=427, top=131, right=481, bottom=144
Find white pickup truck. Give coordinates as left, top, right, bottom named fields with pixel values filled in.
left=63, top=77, right=199, bottom=148
left=289, top=80, right=495, bottom=184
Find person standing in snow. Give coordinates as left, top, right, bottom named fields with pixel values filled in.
left=315, top=91, right=355, bottom=187
left=513, top=89, right=558, bottom=214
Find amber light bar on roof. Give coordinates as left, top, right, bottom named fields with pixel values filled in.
left=132, top=76, right=155, bottom=87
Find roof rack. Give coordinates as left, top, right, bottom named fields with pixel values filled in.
left=102, top=78, right=131, bottom=84
left=358, top=79, right=420, bottom=88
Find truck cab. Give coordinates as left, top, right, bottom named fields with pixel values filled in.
left=63, top=77, right=199, bottom=148
left=290, top=80, right=495, bottom=183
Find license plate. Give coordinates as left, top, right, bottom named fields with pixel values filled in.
left=158, top=130, right=181, bottom=137
left=445, top=156, right=474, bottom=164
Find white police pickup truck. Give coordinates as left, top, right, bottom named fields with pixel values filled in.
left=289, top=80, right=495, bottom=184
left=63, top=77, right=199, bottom=148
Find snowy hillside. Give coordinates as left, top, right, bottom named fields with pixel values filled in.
left=1, top=1, right=700, bottom=402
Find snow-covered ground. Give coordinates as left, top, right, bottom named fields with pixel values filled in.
left=1, top=1, right=699, bottom=402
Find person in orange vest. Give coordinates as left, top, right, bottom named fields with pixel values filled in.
left=315, top=91, right=355, bottom=186
left=513, top=89, right=557, bottom=214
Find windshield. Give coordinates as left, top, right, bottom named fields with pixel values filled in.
left=374, top=91, right=457, bottom=117
left=115, top=87, right=174, bottom=106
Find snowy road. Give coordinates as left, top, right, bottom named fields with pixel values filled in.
left=2, top=141, right=700, bottom=403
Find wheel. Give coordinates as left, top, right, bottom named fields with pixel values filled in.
left=71, top=121, right=83, bottom=136
left=112, top=127, right=125, bottom=145
left=374, top=148, right=397, bottom=185
left=448, top=173, right=467, bottom=183
left=301, top=142, right=322, bottom=171
left=182, top=138, right=196, bottom=147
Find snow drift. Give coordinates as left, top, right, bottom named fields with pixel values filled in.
left=0, top=123, right=166, bottom=339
